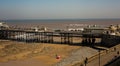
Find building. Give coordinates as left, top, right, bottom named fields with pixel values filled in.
left=0, top=22, right=9, bottom=29
left=68, top=28, right=84, bottom=31
left=83, top=25, right=108, bottom=34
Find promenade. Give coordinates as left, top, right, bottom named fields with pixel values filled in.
left=87, top=45, right=120, bottom=66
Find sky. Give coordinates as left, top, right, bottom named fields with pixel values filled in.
left=0, top=0, right=120, bottom=20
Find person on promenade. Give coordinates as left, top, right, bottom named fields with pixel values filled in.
left=114, top=47, right=116, bottom=51
left=117, top=51, right=119, bottom=55
left=84, top=57, right=88, bottom=66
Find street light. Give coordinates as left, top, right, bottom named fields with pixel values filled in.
left=98, top=49, right=101, bottom=66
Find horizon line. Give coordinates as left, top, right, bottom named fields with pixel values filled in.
left=1, top=18, right=120, bottom=21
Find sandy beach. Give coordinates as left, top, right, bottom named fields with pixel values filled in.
left=0, top=59, right=47, bottom=66
left=0, top=40, right=80, bottom=66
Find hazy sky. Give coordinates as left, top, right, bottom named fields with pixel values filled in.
left=0, top=0, right=120, bottom=20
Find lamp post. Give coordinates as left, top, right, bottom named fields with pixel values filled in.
left=98, top=49, right=101, bottom=66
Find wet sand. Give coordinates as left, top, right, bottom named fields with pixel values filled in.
left=6, top=19, right=120, bottom=29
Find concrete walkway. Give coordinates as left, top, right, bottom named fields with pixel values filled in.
left=86, top=45, right=120, bottom=66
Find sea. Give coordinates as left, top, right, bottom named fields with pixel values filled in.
left=1, top=19, right=120, bottom=29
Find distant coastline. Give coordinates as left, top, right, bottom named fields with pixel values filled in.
left=1, top=18, right=120, bottom=23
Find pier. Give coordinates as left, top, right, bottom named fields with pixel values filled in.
left=0, top=22, right=120, bottom=47
left=0, top=28, right=120, bottom=47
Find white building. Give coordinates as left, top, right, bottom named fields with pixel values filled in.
left=31, top=26, right=47, bottom=32
left=68, top=28, right=84, bottom=31
left=0, top=22, right=9, bottom=29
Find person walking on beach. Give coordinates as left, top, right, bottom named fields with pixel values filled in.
left=114, top=47, right=116, bottom=51
left=56, top=54, right=61, bottom=59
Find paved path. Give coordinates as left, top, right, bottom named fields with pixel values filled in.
left=86, top=45, right=120, bottom=66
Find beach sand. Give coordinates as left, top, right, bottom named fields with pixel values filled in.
left=0, top=40, right=80, bottom=66
left=0, top=37, right=101, bottom=66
